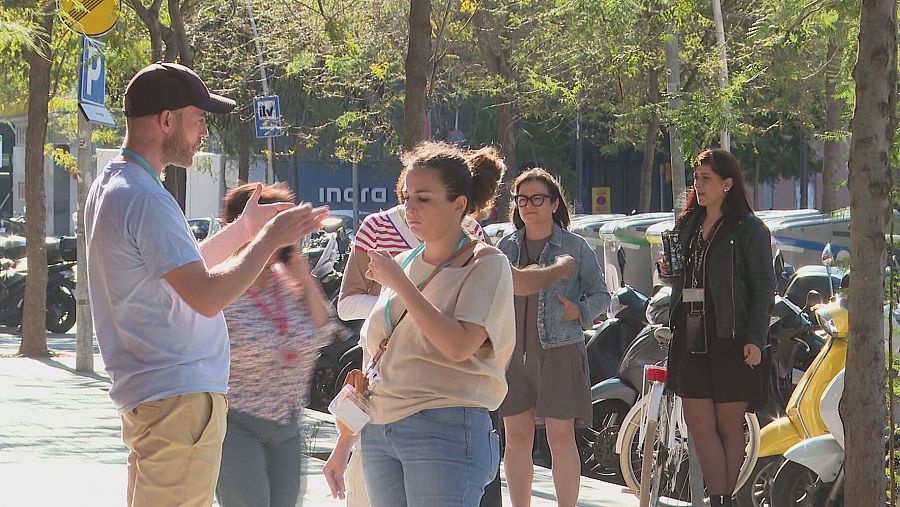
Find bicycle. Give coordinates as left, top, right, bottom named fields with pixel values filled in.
left=616, top=329, right=761, bottom=506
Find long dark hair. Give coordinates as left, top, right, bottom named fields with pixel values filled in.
left=509, top=168, right=572, bottom=230
left=675, top=149, right=753, bottom=228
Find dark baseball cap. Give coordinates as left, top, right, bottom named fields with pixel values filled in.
left=123, top=62, right=236, bottom=117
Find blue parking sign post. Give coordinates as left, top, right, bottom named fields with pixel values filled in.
left=76, top=35, right=113, bottom=373
left=254, top=95, right=284, bottom=138
left=78, top=37, right=114, bottom=125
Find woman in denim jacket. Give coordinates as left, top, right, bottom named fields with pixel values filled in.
left=497, top=168, right=610, bottom=507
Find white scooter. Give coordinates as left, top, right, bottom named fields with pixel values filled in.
left=770, top=368, right=845, bottom=507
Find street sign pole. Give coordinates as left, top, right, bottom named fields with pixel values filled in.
left=246, top=1, right=274, bottom=184
left=75, top=109, right=94, bottom=373
left=74, top=36, right=113, bottom=372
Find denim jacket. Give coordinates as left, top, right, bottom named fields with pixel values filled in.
left=497, top=223, right=611, bottom=349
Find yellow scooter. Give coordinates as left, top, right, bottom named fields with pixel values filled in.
left=736, top=246, right=849, bottom=507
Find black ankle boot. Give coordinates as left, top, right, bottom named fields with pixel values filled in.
left=709, top=494, right=733, bottom=507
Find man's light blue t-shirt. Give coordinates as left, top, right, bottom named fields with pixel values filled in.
left=85, top=160, right=229, bottom=414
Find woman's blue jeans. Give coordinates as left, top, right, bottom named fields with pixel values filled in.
left=361, top=407, right=500, bottom=507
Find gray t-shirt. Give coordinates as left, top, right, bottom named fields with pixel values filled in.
left=85, top=160, right=229, bottom=414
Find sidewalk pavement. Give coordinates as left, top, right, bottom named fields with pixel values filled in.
left=0, top=333, right=637, bottom=506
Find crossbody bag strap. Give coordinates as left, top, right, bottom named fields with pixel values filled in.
left=366, top=240, right=479, bottom=372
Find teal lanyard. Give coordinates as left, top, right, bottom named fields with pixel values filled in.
left=120, top=148, right=164, bottom=188
left=383, top=235, right=469, bottom=334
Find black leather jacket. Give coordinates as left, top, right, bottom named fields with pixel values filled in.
left=666, top=210, right=775, bottom=350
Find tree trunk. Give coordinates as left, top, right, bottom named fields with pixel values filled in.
left=163, top=30, right=180, bottom=62
left=822, top=35, right=847, bottom=213
left=166, top=0, right=190, bottom=208
left=842, top=0, right=897, bottom=505
left=148, top=23, right=163, bottom=61
left=711, top=0, right=730, bottom=150
left=495, top=100, right=516, bottom=219
left=403, top=0, right=431, bottom=151
left=127, top=0, right=165, bottom=61
left=664, top=20, right=687, bottom=214
left=472, top=3, right=516, bottom=220
left=162, top=166, right=186, bottom=213
left=754, top=158, right=760, bottom=209
left=639, top=67, right=660, bottom=213
left=237, top=119, right=250, bottom=184
left=18, top=0, right=53, bottom=358
left=168, top=0, right=193, bottom=67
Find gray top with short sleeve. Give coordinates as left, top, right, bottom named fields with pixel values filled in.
left=85, top=160, right=229, bottom=414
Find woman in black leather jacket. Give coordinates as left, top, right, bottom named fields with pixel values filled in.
left=659, top=149, right=775, bottom=507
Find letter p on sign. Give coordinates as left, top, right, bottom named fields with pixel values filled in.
left=78, top=37, right=107, bottom=107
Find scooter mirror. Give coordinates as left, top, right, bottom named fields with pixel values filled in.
left=321, top=217, right=344, bottom=233
left=840, top=272, right=850, bottom=289
left=821, top=243, right=834, bottom=267
left=774, top=250, right=785, bottom=277
left=805, top=289, right=824, bottom=310
left=616, top=246, right=627, bottom=288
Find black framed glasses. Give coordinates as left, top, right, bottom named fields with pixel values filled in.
left=513, top=193, right=553, bottom=207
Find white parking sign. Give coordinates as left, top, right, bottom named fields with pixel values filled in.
left=254, top=95, right=284, bottom=138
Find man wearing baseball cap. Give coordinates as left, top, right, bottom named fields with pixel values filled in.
left=84, top=62, right=328, bottom=507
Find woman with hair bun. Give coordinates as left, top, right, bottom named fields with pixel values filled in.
left=323, top=142, right=515, bottom=507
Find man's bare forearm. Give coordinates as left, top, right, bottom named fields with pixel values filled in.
left=167, top=234, right=277, bottom=317
left=199, top=218, right=251, bottom=268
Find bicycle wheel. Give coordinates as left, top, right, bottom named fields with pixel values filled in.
left=620, top=397, right=761, bottom=505
left=651, top=392, right=693, bottom=505
left=736, top=413, right=762, bottom=492
left=638, top=404, right=661, bottom=506
left=646, top=391, right=671, bottom=506
left=619, top=394, right=650, bottom=493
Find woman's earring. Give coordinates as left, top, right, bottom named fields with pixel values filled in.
left=725, top=188, right=730, bottom=192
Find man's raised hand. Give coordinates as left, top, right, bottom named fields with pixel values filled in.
left=239, top=183, right=296, bottom=239
left=261, top=203, right=329, bottom=249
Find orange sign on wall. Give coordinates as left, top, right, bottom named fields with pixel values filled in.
left=592, top=187, right=611, bottom=214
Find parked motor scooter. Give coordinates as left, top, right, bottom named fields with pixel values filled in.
left=735, top=244, right=847, bottom=507
left=761, top=251, right=900, bottom=507
left=585, top=247, right=649, bottom=385
left=0, top=256, right=77, bottom=333
left=304, top=217, right=360, bottom=410
left=770, top=369, right=846, bottom=506
left=774, top=249, right=843, bottom=313
left=579, top=285, right=672, bottom=482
